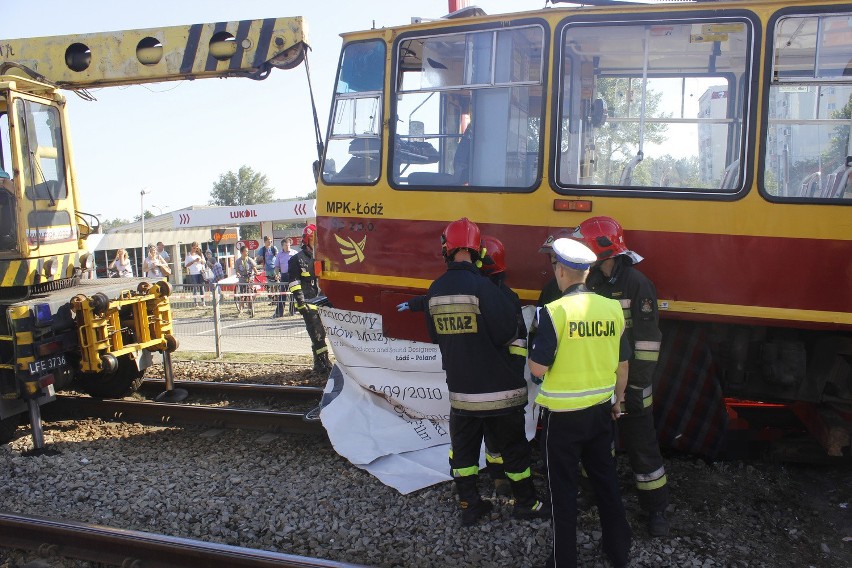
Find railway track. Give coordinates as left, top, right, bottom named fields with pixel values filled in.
left=0, top=511, right=367, bottom=568
left=138, top=378, right=325, bottom=401
left=42, top=380, right=327, bottom=436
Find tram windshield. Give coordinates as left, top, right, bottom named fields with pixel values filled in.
left=391, top=25, right=545, bottom=190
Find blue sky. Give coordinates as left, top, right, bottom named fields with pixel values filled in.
left=0, top=0, right=542, bottom=221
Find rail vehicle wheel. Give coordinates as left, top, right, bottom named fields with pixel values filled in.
left=90, top=292, right=110, bottom=316
left=0, top=415, right=20, bottom=443
left=70, top=293, right=87, bottom=313
left=137, top=282, right=151, bottom=295
left=77, top=355, right=145, bottom=399
left=156, top=281, right=172, bottom=297
left=164, top=334, right=179, bottom=353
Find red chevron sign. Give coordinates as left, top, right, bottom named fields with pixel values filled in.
left=294, top=203, right=307, bottom=215
left=178, top=213, right=191, bottom=225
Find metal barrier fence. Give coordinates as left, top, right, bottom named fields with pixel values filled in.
left=167, top=281, right=312, bottom=356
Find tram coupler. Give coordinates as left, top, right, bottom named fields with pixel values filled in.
left=154, top=350, right=187, bottom=403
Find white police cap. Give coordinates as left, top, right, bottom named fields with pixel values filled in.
left=552, top=238, right=597, bottom=270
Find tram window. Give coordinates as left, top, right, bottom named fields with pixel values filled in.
left=16, top=100, right=68, bottom=202
left=391, top=26, right=544, bottom=190
left=764, top=14, right=852, bottom=202
left=556, top=20, right=752, bottom=194
left=324, top=40, right=386, bottom=185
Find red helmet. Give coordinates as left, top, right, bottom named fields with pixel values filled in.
left=480, top=235, right=505, bottom=275
left=302, top=223, right=317, bottom=246
left=538, top=228, right=574, bottom=254
left=571, top=216, right=628, bottom=260
left=442, top=217, right=481, bottom=259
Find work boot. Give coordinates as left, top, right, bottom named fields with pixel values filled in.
left=509, top=477, right=549, bottom=519
left=493, top=478, right=512, bottom=498
left=460, top=498, right=493, bottom=527
left=512, top=499, right=550, bottom=520
left=648, top=510, right=670, bottom=537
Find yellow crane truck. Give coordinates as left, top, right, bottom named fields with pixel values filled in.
left=0, top=17, right=310, bottom=451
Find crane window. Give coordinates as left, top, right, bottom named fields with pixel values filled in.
left=26, top=210, right=74, bottom=245
left=391, top=25, right=544, bottom=190
left=556, top=19, right=752, bottom=194
left=16, top=99, right=67, bottom=202
left=763, top=13, right=852, bottom=201
left=324, top=40, right=386, bottom=185
left=0, top=102, right=16, bottom=251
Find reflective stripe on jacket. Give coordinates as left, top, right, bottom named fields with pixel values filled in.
left=425, top=262, right=524, bottom=416
left=536, top=290, right=624, bottom=411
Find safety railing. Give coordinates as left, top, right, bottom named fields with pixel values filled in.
left=166, top=281, right=312, bottom=356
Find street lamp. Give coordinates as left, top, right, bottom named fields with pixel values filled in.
left=140, top=188, right=149, bottom=252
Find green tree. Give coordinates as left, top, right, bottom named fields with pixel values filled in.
left=101, top=217, right=131, bottom=231
left=210, top=166, right=275, bottom=241
left=636, top=155, right=701, bottom=188
left=209, top=165, right=275, bottom=207
left=593, top=78, right=669, bottom=185
left=132, top=210, right=155, bottom=222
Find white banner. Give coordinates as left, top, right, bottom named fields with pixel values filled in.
left=171, top=200, right=315, bottom=228
left=318, top=306, right=539, bottom=494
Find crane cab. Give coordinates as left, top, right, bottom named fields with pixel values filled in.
left=0, top=74, right=92, bottom=300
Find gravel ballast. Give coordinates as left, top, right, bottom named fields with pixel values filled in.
left=1, top=362, right=849, bottom=568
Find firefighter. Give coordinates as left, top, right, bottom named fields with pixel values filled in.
left=424, top=218, right=547, bottom=527
left=573, top=215, right=671, bottom=537
left=528, top=237, right=632, bottom=568
left=479, top=235, right=529, bottom=498
left=288, top=223, right=332, bottom=376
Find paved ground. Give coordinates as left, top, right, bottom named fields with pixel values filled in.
left=169, top=302, right=313, bottom=356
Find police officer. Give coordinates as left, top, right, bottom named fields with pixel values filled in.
left=573, top=216, right=670, bottom=537
left=536, top=229, right=574, bottom=307
left=288, top=223, right=332, bottom=376
left=424, top=218, right=546, bottom=526
left=529, top=237, right=631, bottom=568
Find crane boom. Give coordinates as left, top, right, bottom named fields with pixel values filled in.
left=0, top=17, right=309, bottom=89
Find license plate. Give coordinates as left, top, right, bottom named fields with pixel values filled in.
left=29, top=354, right=67, bottom=375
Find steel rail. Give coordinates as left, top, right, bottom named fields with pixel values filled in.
left=139, top=379, right=325, bottom=399
left=0, top=511, right=367, bottom=568
left=43, top=396, right=326, bottom=435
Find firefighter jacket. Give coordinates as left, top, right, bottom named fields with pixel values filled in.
left=288, top=246, right=319, bottom=310
left=587, top=255, right=662, bottom=412
left=425, top=262, right=526, bottom=416
left=531, top=284, right=625, bottom=411
left=491, top=273, right=528, bottom=379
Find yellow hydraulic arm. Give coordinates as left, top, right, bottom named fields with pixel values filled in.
left=0, top=17, right=309, bottom=88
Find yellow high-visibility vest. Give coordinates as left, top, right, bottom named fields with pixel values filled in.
left=535, top=291, right=625, bottom=411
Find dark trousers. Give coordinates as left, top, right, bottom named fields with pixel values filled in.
left=483, top=424, right=505, bottom=480
left=300, top=307, right=327, bottom=356
left=449, top=410, right=531, bottom=502
left=542, top=405, right=631, bottom=568
left=620, top=400, right=669, bottom=512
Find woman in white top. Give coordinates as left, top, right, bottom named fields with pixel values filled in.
left=184, top=241, right=205, bottom=307
left=142, top=244, right=170, bottom=279
left=111, top=249, right=133, bottom=277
